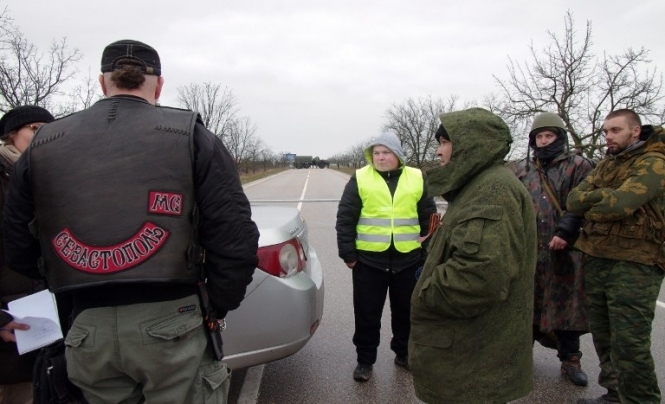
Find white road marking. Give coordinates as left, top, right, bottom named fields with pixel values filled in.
left=657, top=300, right=665, bottom=309
left=297, top=170, right=310, bottom=212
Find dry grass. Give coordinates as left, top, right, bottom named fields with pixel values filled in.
left=239, top=167, right=289, bottom=184
left=334, top=166, right=356, bottom=176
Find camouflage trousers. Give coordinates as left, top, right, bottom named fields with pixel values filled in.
left=584, top=257, right=664, bottom=404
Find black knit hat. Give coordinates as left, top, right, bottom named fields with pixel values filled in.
left=435, top=124, right=450, bottom=142
left=101, top=39, right=161, bottom=76
left=0, top=106, right=55, bottom=137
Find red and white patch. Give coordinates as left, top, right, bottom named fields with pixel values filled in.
left=148, top=191, right=183, bottom=216
left=51, top=222, right=169, bottom=273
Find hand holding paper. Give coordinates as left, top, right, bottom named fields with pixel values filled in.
left=0, top=320, right=31, bottom=343
left=5, top=290, right=63, bottom=354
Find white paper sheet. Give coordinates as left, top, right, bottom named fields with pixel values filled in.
left=5, top=289, right=63, bottom=354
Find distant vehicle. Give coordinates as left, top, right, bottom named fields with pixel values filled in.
left=313, top=157, right=330, bottom=169
left=294, top=155, right=313, bottom=169
left=223, top=205, right=325, bottom=369
left=293, top=155, right=330, bottom=169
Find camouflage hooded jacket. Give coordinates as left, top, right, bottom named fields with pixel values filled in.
left=567, top=125, right=665, bottom=268
left=409, top=108, right=536, bottom=404
left=514, top=152, right=594, bottom=332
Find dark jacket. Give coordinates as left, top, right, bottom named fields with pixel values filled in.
left=28, top=99, right=200, bottom=292
left=409, top=108, right=536, bottom=403
left=3, top=96, right=259, bottom=319
left=514, top=151, right=594, bottom=332
left=0, top=152, right=44, bottom=384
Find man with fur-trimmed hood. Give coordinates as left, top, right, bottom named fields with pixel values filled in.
left=336, top=131, right=436, bottom=382
left=409, top=108, right=536, bottom=403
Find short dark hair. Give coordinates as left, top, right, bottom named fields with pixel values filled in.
left=605, top=109, right=642, bottom=128
left=109, top=60, right=146, bottom=90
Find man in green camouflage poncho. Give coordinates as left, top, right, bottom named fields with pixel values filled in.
left=567, top=109, right=665, bottom=404
left=514, top=112, right=595, bottom=386
left=409, top=108, right=536, bottom=403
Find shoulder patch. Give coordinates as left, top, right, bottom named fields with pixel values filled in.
left=148, top=191, right=183, bottom=216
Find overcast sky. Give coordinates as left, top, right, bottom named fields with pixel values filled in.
left=5, top=0, right=665, bottom=158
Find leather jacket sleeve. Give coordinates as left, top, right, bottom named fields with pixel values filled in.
left=3, top=152, right=42, bottom=280
left=193, top=124, right=259, bottom=318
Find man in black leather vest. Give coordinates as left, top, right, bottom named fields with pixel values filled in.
left=2, top=39, right=259, bottom=404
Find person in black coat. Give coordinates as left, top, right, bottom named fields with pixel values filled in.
left=336, top=131, right=436, bottom=382
left=0, top=105, right=54, bottom=404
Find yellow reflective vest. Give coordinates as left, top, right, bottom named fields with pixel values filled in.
left=355, top=165, right=423, bottom=253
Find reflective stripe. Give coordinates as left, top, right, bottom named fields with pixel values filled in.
left=358, top=218, right=392, bottom=226
left=393, top=233, right=420, bottom=242
left=358, top=218, right=419, bottom=226
left=357, top=233, right=392, bottom=242
left=393, top=218, right=420, bottom=226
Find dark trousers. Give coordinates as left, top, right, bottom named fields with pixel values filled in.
left=532, top=325, right=582, bottom=361
left=352, top=261, right=418, bottom=365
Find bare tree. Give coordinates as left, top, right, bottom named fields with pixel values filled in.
left=225, top=116, right=259, bottom=171
left=485, top=93, right=531, bottom=161
left=244, top=138, right=271, bottom=174
left=382, top=95, right=466, bottom=168
left=0, top=7, right=82, bottom=115
left=257, top=147, right=277, bottom=172
left=327, top=139, right=367, bottom=169
left=61, top=69, right=103, bottom=114
left=492, top=11, right=664, bottom=159
left=176, top=82, right=238, bottom=139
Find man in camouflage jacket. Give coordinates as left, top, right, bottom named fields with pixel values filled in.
left=514, top=112, right=595, bottom=386
left=409, top=108, right=536, bottom=403
left=567, top=109, right=665, bottom=404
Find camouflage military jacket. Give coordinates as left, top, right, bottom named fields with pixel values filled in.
left=411, top=109, right=535, bottom=403
left=515, top=152, right=594, bottom=332
left=567, top=126, right=665, bottom=268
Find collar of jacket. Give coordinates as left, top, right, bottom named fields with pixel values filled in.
left=375, top=166, right=403, bottom=179
left=607, top=133, right=665, bottom=161
left=607, top=142, right=643, bottom=161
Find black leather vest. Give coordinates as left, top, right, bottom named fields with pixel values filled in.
left=29, top=97, right=201, bottom=292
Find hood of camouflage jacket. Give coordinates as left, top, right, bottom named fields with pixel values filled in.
left=426, top=108, right=512, bottom=200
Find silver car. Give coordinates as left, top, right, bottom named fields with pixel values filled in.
left=222, top=205, right=325, bottom=369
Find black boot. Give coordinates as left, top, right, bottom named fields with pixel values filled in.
left=561, top=352, right=588, bottom=386
left=353, top=363, right=372, bottom=382
left=577, top=389, right=620, bottom=403
left=394, top=354, right=408, bottom=370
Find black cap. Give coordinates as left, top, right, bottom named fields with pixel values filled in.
left=0, top=106, right=55, bottom=137
left=435, top=124, right=450, bottom=142
left=101, top=39, right=161, bottom=76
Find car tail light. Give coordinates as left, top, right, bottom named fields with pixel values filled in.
left=257, top=237, right=306, bottom=278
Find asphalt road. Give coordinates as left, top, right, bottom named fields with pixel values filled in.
left=233, top=168, right=665, bottom=404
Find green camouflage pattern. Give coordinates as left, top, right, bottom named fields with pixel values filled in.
left=410, top=108, right=535, bottom=403
left=584, top=256, right=664, bottom=404
left=568, top=126, right=665, bottom=403
left=514, top=152, right=594, bottom=333
left=567, top=126, right=665, bottom=267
